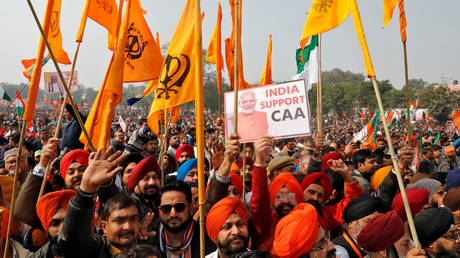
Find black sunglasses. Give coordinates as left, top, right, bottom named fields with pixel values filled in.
left=160, top=203, right=186, bottom=214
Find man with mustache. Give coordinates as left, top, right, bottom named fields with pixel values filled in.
left=301, top=158, right=362, bottom=232
left=127, top=156, right=161, bottom=218
left=206, top=197, right=250, bottom=258
left=157, top=180, right=215, bottom=257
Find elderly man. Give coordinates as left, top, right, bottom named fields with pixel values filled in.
left=3, top=147, right=28, bottom=178
left=206, top=197, right=249, bottom=258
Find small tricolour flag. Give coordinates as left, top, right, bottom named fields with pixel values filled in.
left=293, top=35, right=318, bottom=91
left=15, top=91, right=25, bottom=116
left=0, top=86, right=12, bottom=101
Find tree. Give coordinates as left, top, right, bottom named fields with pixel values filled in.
left=408, top=78, right=428, bottom=89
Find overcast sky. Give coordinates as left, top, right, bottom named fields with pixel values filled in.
left=1, top=0, right=459, bottom=90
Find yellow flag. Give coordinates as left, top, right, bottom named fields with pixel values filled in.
left=225, top=0, right=252, bottom=90
left=383, top=0, right=407, bottom=42
left=48, top=0, right=71, bottom=64
left=259, top=34, right=272, bottom=85
left=147, top=0, right=201, bottom=135
left=24, top=0, right=54, bottom=122
left=76, top=0, right=118, bottom=50
left=80, top=0, right=131, bottom=149
left=123, top=0, right=163, bottom=82
left=300, top=0, right=375, bottom=77
left=206, top=3, right=223, bottom=94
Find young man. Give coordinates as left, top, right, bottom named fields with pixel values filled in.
left=157, top=180, right=215, bottom=257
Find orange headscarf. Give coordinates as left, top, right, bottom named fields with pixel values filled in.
left=269, top=173, right=304, bottom=205
left=206, top=197, right=247, bottom=244
left=36, top=190, right=76, bottom=232
left=230, top=172, right=243, bottom=195
left=272, top=203, right=319, bottom=257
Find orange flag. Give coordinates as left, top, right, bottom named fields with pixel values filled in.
left=147, top=0, right=201, bottom=135
left=300, top=0, right=375, bottom=78
left=48, top=0, right=71, bottom=64
left=136, top=32, right=164, bottom=101
left=451, top=109, right=460, bottom=131
left=206, top=2, right=223, bottom=94
left=80, top=0, right=131, bottom=149
left=383, top=0, right=407, bottom=42
left=259, top=34, right=272, bottom=85
left=225, top=0, right=252, bottom=90
left=23, top=0, right=54, bottom=122
left=123, top=0, right=163, bottom=83
left=76, top=0, right=119, bottom=50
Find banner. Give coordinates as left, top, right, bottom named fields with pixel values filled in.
left=43, top=71, right=79, bottom=93
left=224, top=79, right=311, bottom=143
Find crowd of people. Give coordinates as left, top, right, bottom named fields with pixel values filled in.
left=0, top=102, right=459, bottom=258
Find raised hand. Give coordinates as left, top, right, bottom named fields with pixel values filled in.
left=138, top=212, right=156, bottom=240
left=254, top=136, right=274, bottom=167
left=80, top=147, right=125, bottom=194
left=39, top=137, right=59, bottom=168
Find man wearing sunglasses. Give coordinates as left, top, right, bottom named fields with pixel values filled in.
left=157, top=180, right=216, bottom=257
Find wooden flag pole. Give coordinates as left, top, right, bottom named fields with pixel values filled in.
left=232, top=0, right=240, bottom=134
left=241, top=143, right=246, bottom=205
left=26, top=0, right=96, bottom=152
left=3, top=121, right=27, bottom=258
left=37, top=42, right=82, bottom=201
left=194, top=0, right=206, bottom=257
left=159, top=110, right=170, bottom=187
left=403, top=42, right=411, bottom=146
left=317, top=34, right=323, bottom=137
left=370, top=77, right=420, bottom=248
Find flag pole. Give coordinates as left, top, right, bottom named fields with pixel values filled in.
left=159, top=110, right=170, bottom=187
left=194, top=0, right=206, bottom=257
left=3, top=121, right=27, bottom=258
left=403, top=42, right=411, bottom=146
left=232, top=0, right=240, bottom=134
left=370, top=77, right=420, bottom=248
left=37, top=42, right=82, bottom=201
left=241, top=143, right=246, bottom=204
left=316, top=34, right=323, bottom=137
left=26, top=0, right=96, bottom=152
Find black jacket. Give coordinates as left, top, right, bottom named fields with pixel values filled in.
left=60, top=104, right=86, bottom=150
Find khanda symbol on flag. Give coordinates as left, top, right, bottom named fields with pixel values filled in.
left=156, top=54, right=191, bottom=100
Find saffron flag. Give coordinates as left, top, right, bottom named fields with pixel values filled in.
left=225, top=0, right=252, bottom=90
left=123, top=0, right=163, bottom=83
left=300, top=0, right=375, bottom=78
left=259, top=34, right=272, bottom=86
left=48, top=0, right=71, bottom=64
left=206, top=2, right=223, bottom=94
left=383, top=0, right=407, bottom=42
left=43, top=96, right=51, bottom=105
left=147, top=0, right=201, bottom=135
left=451, top=109, right=460, bottom=131
left=80, top=0, right=131, bottom=149
left=23, top=0, right=54, bottom=122
left=21, top=57, right=50, bottom=80
left=76, top=0, right=118, bottom=50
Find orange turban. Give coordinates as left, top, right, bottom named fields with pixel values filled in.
left=36, top=190, right=76, bottom=232
left=206, top=197, right=247, bottom=244
left=230, top=172, right=243, bottom=195
left=273, top=203, right=319, bottom=257
left=230, top=162, right=240, bottom=173
left=269, top=173, right=304, bottom=205
left=60, top=149, right=89, bottom=179
left=0, top=207, right=18, bottom=239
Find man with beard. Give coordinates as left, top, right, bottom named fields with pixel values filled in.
left=300, top=159, right=362, bottom=233
left=332, top=194, right=389, bottom=258
left=127, top=156, right=161, bottom=218
left=167, top=133, right=181, bottom=158
left=157, top=180, right=215, bottom=257
left=408, top=178, right=444, bottom=208
left=206, top=197, right=249, bottom=258
left=32, top=190, right=76, bottom=257
left=175, top=144, right=195, bottom=167
left=272, top=203, right=336, bottom=258
left=111, top=131, right=126, bottom=154
left=117, top=153, right=144, bottom=195
left=414, top=207, right=458, bottom=258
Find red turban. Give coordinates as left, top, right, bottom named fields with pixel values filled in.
left=321, top=152, right=344, bottom=172
left=273, top=203, right=319, bottom=257
left=357, top=211, right=404, bottom=252
left=175, top=144, right=195, bottom=161
left=230, top=172, right=243, bottom=195
left=269, top=173, right=304, bottom=205
left=237, top=157, right=254, bottom=171
left=392, top=188, right=429, bottom=221
left=301, top=172, right=332, bottom=202
left=206, top=197, right=247, bottom=244
left=0, top=207, right=18, bottom=239
left=128, top=156, right=160, bottom=192
left=60, top=149, right=89, bottom=179
left=36, top=190, right=76, bottom=232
